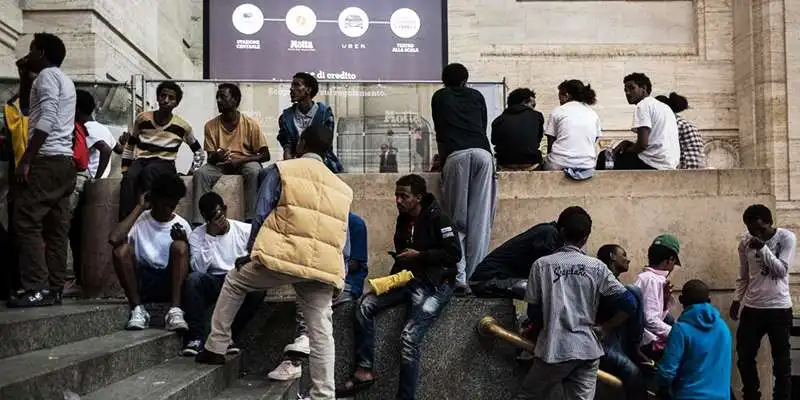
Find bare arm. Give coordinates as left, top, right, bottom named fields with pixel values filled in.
left=91, top=141, right=113, bottom=180
left=109, top=196, right=147, bottom=246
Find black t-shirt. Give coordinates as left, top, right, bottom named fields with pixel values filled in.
left=470, top=222, right=562, bottom=281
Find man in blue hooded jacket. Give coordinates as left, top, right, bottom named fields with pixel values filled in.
left=657, top=279, right=732, bottom=399
left=277, top=72, right=343, bottom=173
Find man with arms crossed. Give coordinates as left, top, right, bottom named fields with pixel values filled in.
left=192, top=83, right=269, bottom=226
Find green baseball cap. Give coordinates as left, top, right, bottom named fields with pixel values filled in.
left=652, top=233, right=681, bottom=266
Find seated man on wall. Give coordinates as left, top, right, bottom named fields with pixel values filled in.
left=278, top=72, right=343, bottom=173
left=491, top=87, right=544, bottom=171
left=108, top=173, right=193, bottom=331
left=614, top=73, right=680, bottom=170
left=596, top=244, right=651, bottom=400
left=118, top=81, right=205, bottom=220
left=191, top=83, right=269, bottom=226
left=337, top=174, right=461, bottom=399
left=469, top=208, right=586, bottom=299
left=180, top=192, right=266, bottom=356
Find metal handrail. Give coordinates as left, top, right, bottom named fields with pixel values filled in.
left=476, top=316, right=657, bottom=398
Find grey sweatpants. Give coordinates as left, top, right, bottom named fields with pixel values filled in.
left=440, top=148, right=497, bottom=284
left=191, top=161, right=262, bottom=224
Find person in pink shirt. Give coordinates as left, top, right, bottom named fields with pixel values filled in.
left=633, top=234, right=681, bottom=361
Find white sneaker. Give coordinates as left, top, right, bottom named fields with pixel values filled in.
left=165, top=307, right=189, bottom=331
left=125, top=305, right=150, bottom=330
left=268, top=360, right=302, bottom=381
left=284, top=334, right=310, bottom=355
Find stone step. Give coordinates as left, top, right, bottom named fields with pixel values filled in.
left=0, top=329, right=180, bottom=399
left=213, top=379, right=299, bottom=400
left=82, top=355, right=241, bottom=400
left=0, top=300, right=128, bottom=359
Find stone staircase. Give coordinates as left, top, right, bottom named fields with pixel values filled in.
left=0, top=301, right=298, bottom=400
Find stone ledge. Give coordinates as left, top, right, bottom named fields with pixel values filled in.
left=80, top=169, right=774, bottom=297
left=238, top=298, right=523, bottom=400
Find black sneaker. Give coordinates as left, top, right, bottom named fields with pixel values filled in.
left=181, top=339, right=203, bottom=356
left=195, top=349, right=226, bottom=365
left=226, top=342, right=241, bottom=355
left=7, top=290, right=56, bottom=308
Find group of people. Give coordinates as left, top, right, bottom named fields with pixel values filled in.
left=0, top=29, right=790, bottom=400
left=490, top=73, right=706, bottom=174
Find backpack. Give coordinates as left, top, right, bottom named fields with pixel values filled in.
left=73, top=121, right=90, bottom=171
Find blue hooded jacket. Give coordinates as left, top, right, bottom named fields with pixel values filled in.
left=656, top=302, right=732, bottom=399
left=277, top=102, right=343, bottom=173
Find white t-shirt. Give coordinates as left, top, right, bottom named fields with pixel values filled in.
left=127, top=211, right=192, bottom=269
left=632, top=97, right=680, bottom=170
left=85, top=121, right=117, bottom=179
left=544, top=101, right=602, bottom=170
left=188, top=219, right=251, bottom=275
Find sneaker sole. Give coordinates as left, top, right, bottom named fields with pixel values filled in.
left=267, top=372, right=302, bottom=381
left=181, top=349, right=200, bottom=357
left=226, top=349, right=241, bottom=355
left=166, top=324, right=189, bottom=332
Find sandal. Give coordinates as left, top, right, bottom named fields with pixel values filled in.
left=335, top=375, right=377, bottom=397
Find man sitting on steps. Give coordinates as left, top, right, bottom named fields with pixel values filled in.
left=180, top=192, right=266, bottom=356
left=337, top=174, right=461, bottom=400
left=108, top=173, right=192, bottom=331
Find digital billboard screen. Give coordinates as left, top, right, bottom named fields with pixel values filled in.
left=205, top=1, right=448, bottom=82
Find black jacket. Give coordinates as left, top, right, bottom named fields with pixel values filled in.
left=391, top=193, right=462, bottom=286
left=431, top=86, right=491, bottom=163
left=491, top=104, right=544, bottom=166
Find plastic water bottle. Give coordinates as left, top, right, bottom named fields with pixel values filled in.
left=604, top=148, right=614, bottom=170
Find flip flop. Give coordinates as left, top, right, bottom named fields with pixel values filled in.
left=335, top=375, right=377, bottom=397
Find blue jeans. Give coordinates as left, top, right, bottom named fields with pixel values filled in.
left=354, top=280, right=453, bottom=400
left=599, top=284, right=648, bottom=400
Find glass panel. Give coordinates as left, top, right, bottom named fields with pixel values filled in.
left=143, top=81, right=504, bottom=173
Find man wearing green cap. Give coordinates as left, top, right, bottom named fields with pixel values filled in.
left=633, top=233, right=681, bottom=361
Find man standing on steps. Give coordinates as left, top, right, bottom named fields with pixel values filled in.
left=431, top=63, right=496, bottom=296
left=731, top=204, right=795, bottom=400
left=514, top=206, right=635, bottom=400
left=8, top=33, right=77, bottom=308
left=278, top=72, right=343, bottom=173
left=196, top=124, right=352, bottom=400
left=191, top=83, right=269, bottom=226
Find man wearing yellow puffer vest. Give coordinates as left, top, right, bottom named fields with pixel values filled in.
left=195, top=123, right=353, bottom=400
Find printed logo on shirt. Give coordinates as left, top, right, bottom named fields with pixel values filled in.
left=553, top=264, right=589, bottom=283
left=440, top=226, right=455, bottom=238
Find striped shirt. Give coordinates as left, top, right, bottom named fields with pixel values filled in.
left=121, top=111, right=204, bottom=171
left=525, top=245, right=626, bottom=363
left=676, top=116, right=705, bottom=169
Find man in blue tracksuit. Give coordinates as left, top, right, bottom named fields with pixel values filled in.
left=277, top=72, right=343, bottom=173
left=657, top=279, right=732, bottom=399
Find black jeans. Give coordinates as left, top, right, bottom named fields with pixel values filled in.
left=736, top=306, right=792, bottom=400
left=181, top=271, right=266, bottom=344
left=469, top=277, right=527, bottom=300
left=614, top=152, right=657, bottom=170
left=119, top=158, right=176, bottom=221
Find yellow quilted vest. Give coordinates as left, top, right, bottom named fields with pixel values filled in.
left=251, top=157, right=353, bottom=289
left=3, top=99, right=29, bottom=167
